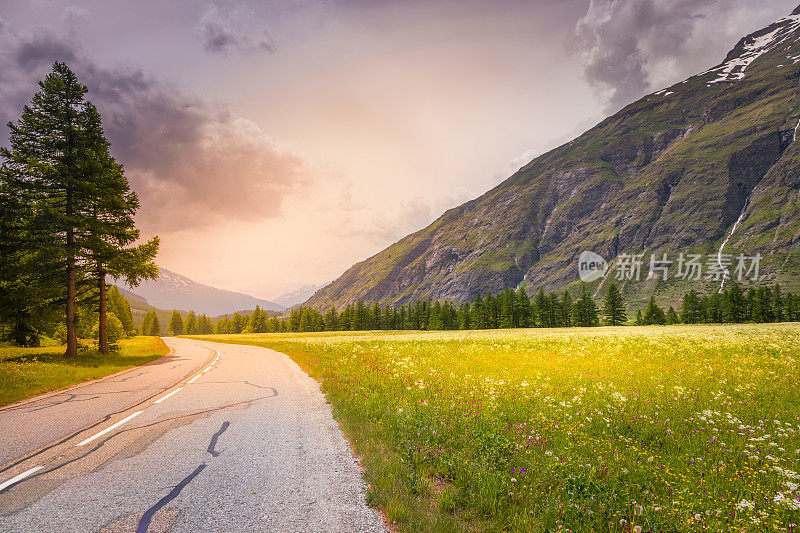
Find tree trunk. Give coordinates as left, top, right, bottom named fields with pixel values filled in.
left=65, top=188, right=77, bottom=358
left=65, top=242, right=77, bottom=357
left=98, top=266, right=108, bottom=354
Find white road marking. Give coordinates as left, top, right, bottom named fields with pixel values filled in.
left=73, top=352, right=221, bottom=448
left=0, top=466, right=43, bottom=492
left=154, top=387, right=184, bottom=404
left=75, top=411, right=143, bottom=447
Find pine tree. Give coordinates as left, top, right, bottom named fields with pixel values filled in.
left=324, top=306, right=338, bottom=331
left=515, top=288, right=532, bottom=328
left=572, top=286, right=599, bottom=327
left=0, top=63, right=157, bottom=353
left=78, top=103, right=157, bottom=353
left=559, top=291, right=573, bottom=328
left=643, top=297, right=666, bottom=325
left=535, top=289, right=549, bottom=328
left=168, top=310, right=184, bottom=336
left=666, top=306, right=680, bottom=324
left=0, top=175, right=62, bottom=345
left=680, top=290, right=702, bottom=324
left=149, top=313, right=161, bottom=336
left=0, top=63, right=97, bottom=356
left=745, top=288, right=757, bottom=322
left=141, top=311, right=153, bottom=337
left=107, top=286, right=136, bottom=336
left=185, top=311, right=197, bottom=335
left=141, top=311, right=161, bottom=337
left=773, top=284, right=784, bottom=322
left=199, top=314, right=213, bottom=334
left=603, top=283, right=627, bottom=326
left=382, top=305, right=392, bottom=331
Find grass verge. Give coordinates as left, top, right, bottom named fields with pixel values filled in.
left=188, top=324, right=800, bottom=532
left=0, top=336, right=169, bottom=407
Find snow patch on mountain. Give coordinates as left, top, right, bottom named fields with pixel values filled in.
left=706, top=14, right=800, bottom=84
left=114, top=268, right=285, bottom=315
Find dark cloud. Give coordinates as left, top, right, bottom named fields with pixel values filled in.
left=572, top=0, right=796, bottom=112
left=14, top=32, right=77, bottom=69
left=199, top=4, right=275, bottom=55
left=0, top=30, right=305, bottom=233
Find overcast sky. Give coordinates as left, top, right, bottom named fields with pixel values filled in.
left=0, top=0, right=797, bottom=299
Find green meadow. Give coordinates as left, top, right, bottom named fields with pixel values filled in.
left=0, top=336, right=169, bottom=407
left=194, top=324, right=800, bottom=532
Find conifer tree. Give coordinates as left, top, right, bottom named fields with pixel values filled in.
left=107, top=286, right=136, bottom=336
left=572, top=287, right=599, bottom=327
left=0, top=63, right=95, bottom=356
left=773, top=284, right=784, bottom=322
left=168, top=310, right=184, bottom=336
left=680, top=290, right=703, bottom=324
left=666, top=306, right=680, bottom=325
left=149, top=313, right=161, bottom=336
left=0, top=63, right=158, bottom=353
left=603, top=283, right=627, bottom=326
left=643, top=297, right=666, bottom=325
left=198, top=314, right=213, bottom=334
left=185, top=311, right=197, bottom=335
left=515, top=288, right=532, bottom=328
left=141, top=311, right=153, bottom=337
left=559, top=291, right=573, bottom=328
left=78, top=103, right=158, bottom=353
left=535, top=289, right=549, bottom=328
left=141, top=311, right=161, bottom=336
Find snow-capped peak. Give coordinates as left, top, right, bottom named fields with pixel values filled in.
left=706, top=13, right=800, bottom=84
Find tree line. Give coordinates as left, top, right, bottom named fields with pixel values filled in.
left=204, top=282, right=798, bottom=335
left=0, top=63, right=158, bottom=353
left=272, top=285, right=616, bottom=333
left=139, top=309, right=216, bottom=337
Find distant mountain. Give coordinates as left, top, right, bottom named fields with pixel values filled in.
left=307, top=7, right=800, bottom=310
left=274, top=284, right=322, bottom=308
left=115, top=268, right=285, bottom=316
left=115, top=286, right=177, bottom=330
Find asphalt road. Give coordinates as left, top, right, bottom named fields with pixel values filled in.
left=0, top=337, right=384, bottom=532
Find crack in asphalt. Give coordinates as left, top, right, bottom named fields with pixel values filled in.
left=0, top=389, right=277, bottom=496
left=135, top=464, right=206, bottom=533
left=137, top=420, right=233, bottom=532
left=0, top=348, right=219, bottom=476
left=204, top=381, right=278, bottom=391
left=207, top=421, right=230, bottom=458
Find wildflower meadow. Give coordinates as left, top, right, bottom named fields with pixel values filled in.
left=198, top=324, right=800, bottom=532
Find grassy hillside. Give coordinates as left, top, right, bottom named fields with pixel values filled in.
left=192, top=324, right=800, bottom=532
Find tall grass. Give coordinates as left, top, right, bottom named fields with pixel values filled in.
left=0, top=336, right=169, bottom=406
left=197, top=324, right=800, bottom=532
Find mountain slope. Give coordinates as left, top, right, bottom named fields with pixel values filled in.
left=273, top=284, right=322, bottom=309
left=307, top=7, right=800, bottom=310
left=116, top=268, right=284, bottom=316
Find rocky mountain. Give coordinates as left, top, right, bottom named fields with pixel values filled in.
left=307, top=7, right=800, bottom=310
left=273, top=284, right=322, bottom=309
left=115, top=268, right=285, bottom=316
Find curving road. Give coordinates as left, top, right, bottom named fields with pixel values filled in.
left=0, top=338, right=384, bottom=532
